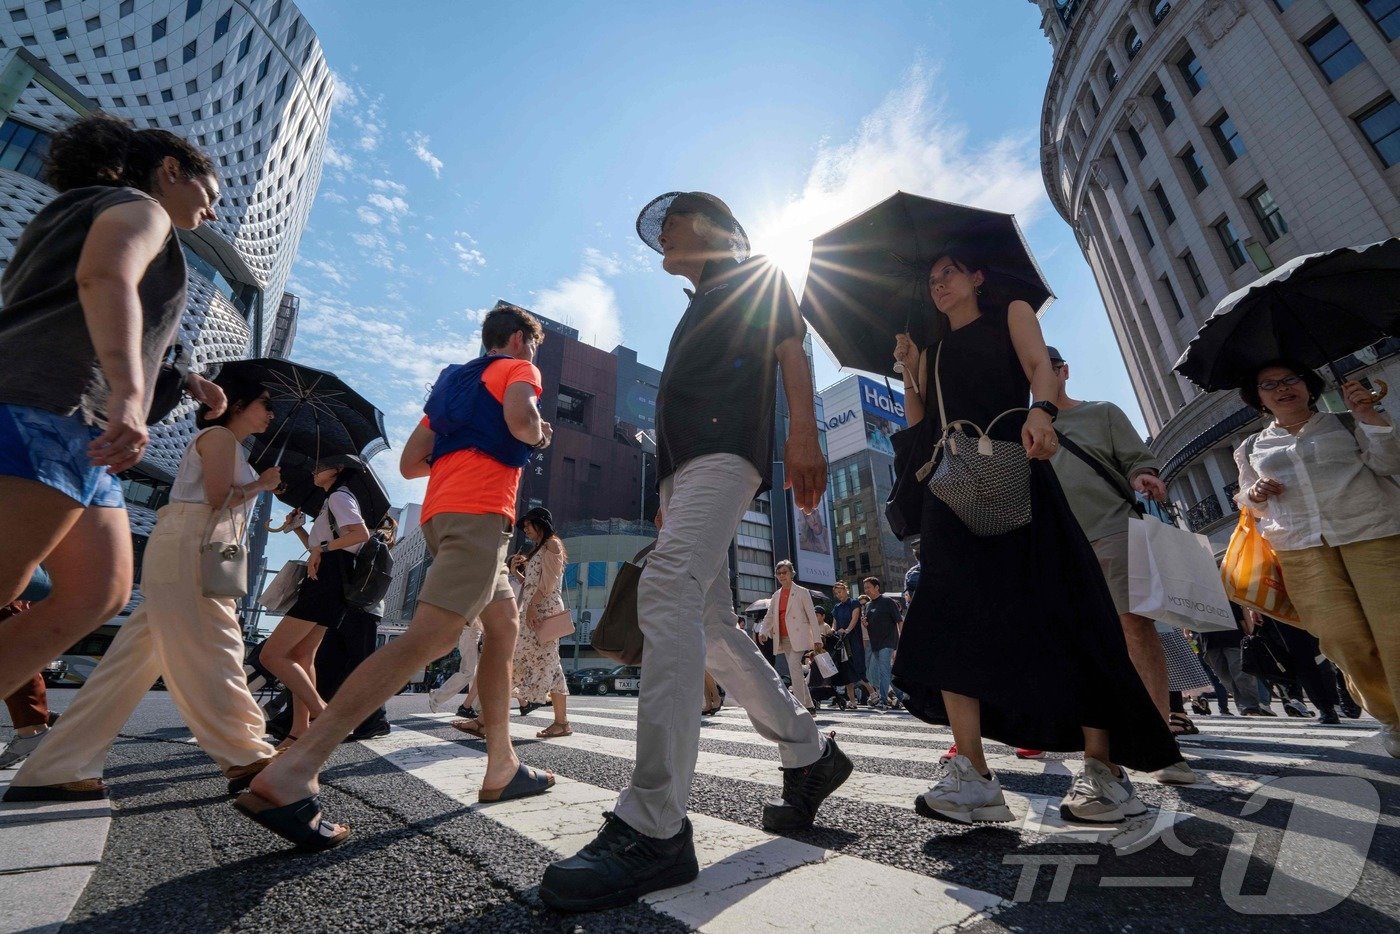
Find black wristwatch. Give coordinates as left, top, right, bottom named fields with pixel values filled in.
left=1030, top=400, right=1059, bottom=422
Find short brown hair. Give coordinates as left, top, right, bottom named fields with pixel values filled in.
left=482, top=303, right=544, bottom=351
left=862, top=576, right=882, bottom=591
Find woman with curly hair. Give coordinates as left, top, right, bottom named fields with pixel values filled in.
left=0, top=113, right=221, bottom=699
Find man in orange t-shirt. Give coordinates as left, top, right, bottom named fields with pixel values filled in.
left=236, top=305, right=556, bottom=850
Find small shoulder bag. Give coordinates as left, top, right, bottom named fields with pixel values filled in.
left=201, top=470, right=249, bottom=598
left=914, top=342, right=1032, bottom=537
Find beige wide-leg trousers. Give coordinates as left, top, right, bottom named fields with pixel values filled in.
left=13, top=503, right=274, bottom=788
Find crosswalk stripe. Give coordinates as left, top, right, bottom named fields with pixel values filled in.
left=361, top=726, right=1012, bottom=932
left=420, top=712, right=1191, bottom=852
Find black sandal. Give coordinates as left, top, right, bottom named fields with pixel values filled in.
left=478, top=762, right=554, bottom=803
left=233, top=791, right=351, bottom=852
left=1169, top=712, right=1200, bottom=736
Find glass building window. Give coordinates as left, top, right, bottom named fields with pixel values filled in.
left=53, top=26, right=68, bottom=41
left=183, top=41, right=198, bottom=64
left=1305, top=20, right=1365, bottom=83
left=85, top=15, right=100, bottom=31
left=1180, top=145, right=1209, bottom=191
left=156, top=58, right=168, bottom=75
left=1105, top=60, right=1119, bottom=89
left=1361, top=0, right=1400, bottom=40
left=274, top=73, right=288, bottom=102
left=186, top=78, right=198, bottom=94
left=257, top=52, right=271, bottom=82
left=238, top=31, right=253, bottom=61
left=161, top=88, right=174, bottom=103
left=1125, top=26, right=1143, bottom=60
left=1088, top=89, right=1100, bottom=118
left=1160, top=275, right=1186, bottom=319
left=1247, top=186, right=1288, bottom=242
left=128, top=66, right=143, bottom=82
left=1126, top=124, right=1147, bottom=160
left=1182, top=250, right=1209, bottom=298
left=270, top=0, right=283, bottom=23
left=214, top=10, right=231, bottom=41
left=1356, top=96, right=1400, bottom=167
left=1150, top=182, right=1176, bottom=224
left=0, top=119, right=52, bottom=180
left=122, top=35, right=136, bottom=52
left=233, top=81, right=244, bottom=104
left=1132, top=208, right=1155, bottom=248
left=1176, top=48, right=1208, bottom=95
left=1151, top=84, right=1176, bottom=125
left=120, top=0, right=135, bottom=15
left=1215, top=218, right=1247, bottom=270
left=152, top=17, right=167, bottom=40
left=1150, top=1, right=1172, bottom=24
left=186, top=0, right=203, bottom=18
left=1273, top=0, right=1293, bottom=9
left=1210, top=113, right=1245, bottom=163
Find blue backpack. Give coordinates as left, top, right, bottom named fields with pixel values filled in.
left=424, top=355, right=533, bottom=467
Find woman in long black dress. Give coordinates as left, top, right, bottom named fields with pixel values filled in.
left=890, top=248, right=1179, bottom=826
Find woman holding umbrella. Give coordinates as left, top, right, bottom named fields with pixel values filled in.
left=262, top=455, right=371, bottom=746
left=6, top=370, right=281, bottom=801
left=889, top=246, right=1179, bottom=825
left=1233, top=360, right=1400, bottom=756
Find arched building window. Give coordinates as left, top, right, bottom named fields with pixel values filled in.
left=1125, top=26, right=1143, bottom=59
left=1105, top=60, right=1120, bottom=89
left=1150, top=1, right=1172, bottom=26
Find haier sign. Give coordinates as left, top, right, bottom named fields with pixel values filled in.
left=858, top=378, right=906, bottom=427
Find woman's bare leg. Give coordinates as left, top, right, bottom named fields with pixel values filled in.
left=941, top=690, right=987, bottom=773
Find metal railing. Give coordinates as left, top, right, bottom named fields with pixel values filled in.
left=1185, top=494, right=1224, bottom=533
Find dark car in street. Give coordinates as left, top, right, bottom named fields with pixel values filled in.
left=565, top=667, right=615, bottom=695
left=569, top=665, right=641, bottom=696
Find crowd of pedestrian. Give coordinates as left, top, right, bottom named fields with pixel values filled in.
left=1, top=112, right=1397, bottom=915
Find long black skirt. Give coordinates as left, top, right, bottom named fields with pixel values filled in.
left=892, top=460, right=1181, bottom=773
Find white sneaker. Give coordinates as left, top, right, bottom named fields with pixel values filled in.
left=0, top=728, right=48, bottom=770
left=1152, top=759, right=1197, bottom=786
left=1381, top=725, right=1400, bottom=758
left=1061, top=758, right=1148, bottom=823
left=914, top=755, right=1014, bottom=824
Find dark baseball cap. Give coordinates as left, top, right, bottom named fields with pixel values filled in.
left=1046, top=346, right=1065, bottom=364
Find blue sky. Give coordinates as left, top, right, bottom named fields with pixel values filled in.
left=277, top=0, right=1140, bottom=516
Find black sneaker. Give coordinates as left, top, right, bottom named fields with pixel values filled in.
left=1318, top=706, right=1342, bottom=725
left=539, top=812, right=699, bottom=912
left=456, top=703, right=477, bottom=719
left=1340, top=700, right=1363, bottom=719
left=347, top=718, right=391, bottom=741
left=761, top=735, right=853, bottom=832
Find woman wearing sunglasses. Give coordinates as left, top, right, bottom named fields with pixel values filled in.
left=1234, top=359, right=1400, bottom=757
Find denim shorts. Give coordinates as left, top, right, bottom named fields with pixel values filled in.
left=0, top=404, right=125, bottom=508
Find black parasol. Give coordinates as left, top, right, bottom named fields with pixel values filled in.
left=1174, top=238, right=1400, bottom=391
left=799, top=192, right=1053, bottom=376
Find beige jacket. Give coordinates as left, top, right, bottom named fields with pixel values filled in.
left=760, top=584, right=820, bottom=648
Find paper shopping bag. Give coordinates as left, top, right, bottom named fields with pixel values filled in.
left=1128, top=517, right=1235, bottom=633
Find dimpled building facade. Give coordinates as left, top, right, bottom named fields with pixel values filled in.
left=1030, top=0, right=1400, bottom=547
left=1, top=0, right=330, bottom=558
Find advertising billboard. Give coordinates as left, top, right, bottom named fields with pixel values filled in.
left=858, top=377, right=906, bottom=457
left=791, top=490, right=836, bottom=586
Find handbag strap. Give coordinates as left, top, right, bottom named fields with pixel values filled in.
left=1054, top=430, right=1146, bottom=516
left=201, top=434, right=249, bottom=547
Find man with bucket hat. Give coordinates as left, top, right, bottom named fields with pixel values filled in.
left=540, top=193, right=852, bottom=911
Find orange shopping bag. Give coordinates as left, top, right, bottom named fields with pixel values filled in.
left=1220, top=509, right=1300, bottom=624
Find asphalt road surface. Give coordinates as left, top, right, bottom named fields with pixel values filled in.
left=3, top=691, right=1399, bottom=932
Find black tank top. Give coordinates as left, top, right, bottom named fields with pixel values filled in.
left=926, top=308, right=1029, bottom=445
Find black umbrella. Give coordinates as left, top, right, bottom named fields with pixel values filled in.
left=799, top=192, right=1053, bottom=376
left=1174, top=239, right=1400, bottom=391
left=215, top=358, right=389, bottom=467
left=259, top=449, right=392, bottom=531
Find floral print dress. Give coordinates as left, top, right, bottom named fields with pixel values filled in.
left=512, top=541, right=569, bottom=704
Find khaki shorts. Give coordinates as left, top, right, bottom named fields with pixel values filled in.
left=417, top=513, right=516, bottom=620
left=1092, top=528, right=1131, bottom=616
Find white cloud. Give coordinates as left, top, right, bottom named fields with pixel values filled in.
left=356, top=206, right=382, bottom=226
left=321, top=190, right=349, bottom=204
left=330, top=71, right=360, bottom=108
left=409, top=132, right=444, bottom=178
left=452, top=241, right=486, bottom=272
left=323, top=142, right=353, bottom=172
left=532, top=250, right=625, bottom=350
left=749, top=64, right=1048, bottom=296
left=367, top=193, right=410, bottom=216
left=370, top=178, right=408, bottom=195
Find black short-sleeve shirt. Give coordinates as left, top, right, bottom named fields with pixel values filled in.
left=655, top=256, right=805, bottom=492
left=863, top=596, right=902, bottom=651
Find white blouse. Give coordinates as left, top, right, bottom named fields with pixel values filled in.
left=1234, top=412, right=1400, bottom=551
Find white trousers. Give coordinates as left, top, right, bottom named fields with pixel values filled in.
left=428, top=620, right=482, bottom=711
left=14, top=503, right=275, bottom=787
left=613, top=454, right=822, bottom=838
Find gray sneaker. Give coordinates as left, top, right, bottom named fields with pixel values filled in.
left=0, top=729, right=48, bottom=769
left=1152, top=759, right=1197, bottom=786
left=1381, top=725, right=1400, bottom=759
left=1060, top=758, right=1148, bottom=823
